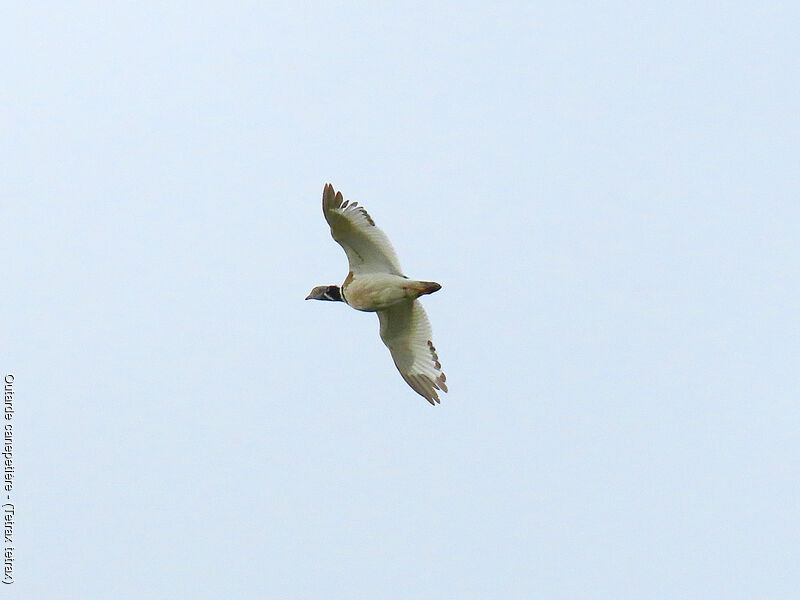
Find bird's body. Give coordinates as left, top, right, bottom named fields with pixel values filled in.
left=342, top=273, right=440, bottom=312
left=306, top=184, right=448, bottom=405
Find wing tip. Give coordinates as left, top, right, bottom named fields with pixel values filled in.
left=403, top=372, right=447, bottom=406
left=323, top=183, right=345, bottom=222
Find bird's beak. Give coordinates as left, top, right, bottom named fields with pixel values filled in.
left=305, top=294, right=312, bottom=300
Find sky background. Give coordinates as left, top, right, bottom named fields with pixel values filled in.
left=2, top=2, right=799, bottom=598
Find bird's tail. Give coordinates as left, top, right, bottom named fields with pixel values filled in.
left=412, top=281, right=442, bottom=297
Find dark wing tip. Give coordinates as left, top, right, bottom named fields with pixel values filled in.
left=322, top=183, right=344, bottom=223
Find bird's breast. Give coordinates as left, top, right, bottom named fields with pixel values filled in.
left=342, top=274, right=411, bottom=312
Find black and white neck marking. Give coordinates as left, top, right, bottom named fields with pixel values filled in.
left=321, top=285, right=343, bottom=302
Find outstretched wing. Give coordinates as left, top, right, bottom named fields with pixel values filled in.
left=377, top=300, right=448, bottom=405
left=322, top=183, right=403, bottom=276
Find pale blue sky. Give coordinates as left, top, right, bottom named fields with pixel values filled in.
left=2, top=2, right=799, bottom=598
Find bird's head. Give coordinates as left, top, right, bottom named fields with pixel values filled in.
left=305, top=285, right=343, bottom=302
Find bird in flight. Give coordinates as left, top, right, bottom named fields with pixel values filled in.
left=306, top=184, right=448, bottom=405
